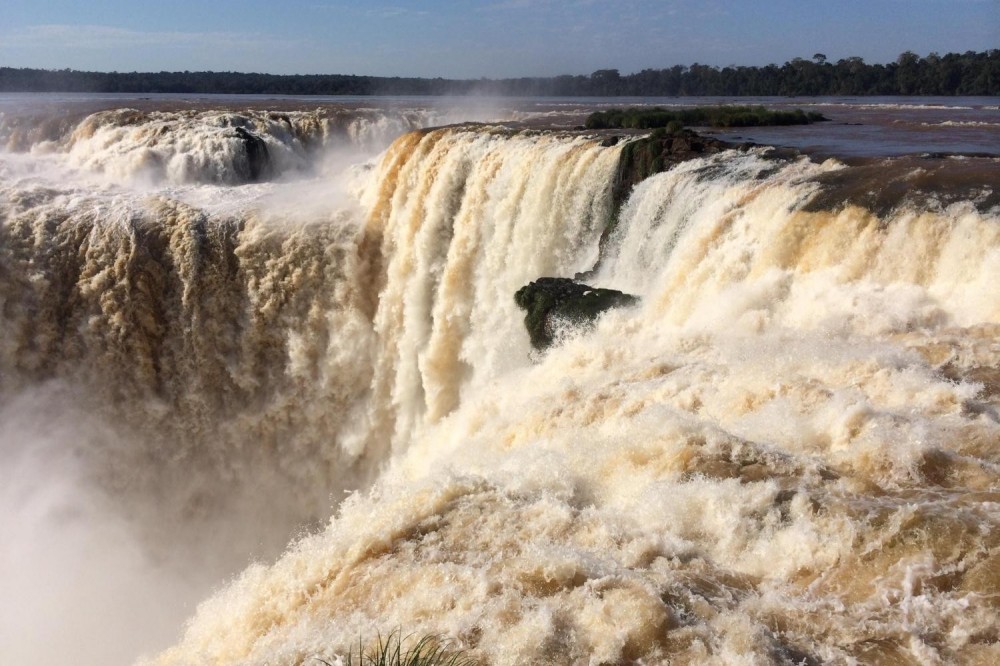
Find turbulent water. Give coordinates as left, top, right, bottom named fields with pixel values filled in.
left=1, top=98, right=998, bottom=666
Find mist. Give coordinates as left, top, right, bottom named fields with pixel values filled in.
left=0, top=386, right=216, bottom=665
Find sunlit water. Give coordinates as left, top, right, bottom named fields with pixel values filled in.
left=0, top=96, right=997, bottom=665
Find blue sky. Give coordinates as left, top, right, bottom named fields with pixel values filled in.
left=1, top=0, right=996, bottom=77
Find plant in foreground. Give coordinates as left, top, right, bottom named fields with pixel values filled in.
left=313, top=632, right=477, bottom=666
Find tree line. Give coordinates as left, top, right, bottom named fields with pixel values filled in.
left=1, top=51, right=997, bottom=96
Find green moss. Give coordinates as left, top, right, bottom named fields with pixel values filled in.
left=515, top=278, right=638, bottom=350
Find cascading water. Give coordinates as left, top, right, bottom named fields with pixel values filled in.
left=1, top=102, right=998, bottom=666
left=361, top=127, right=619, bottom=455
left=0, top=110, right=625, bottom=665
left=0, top=106, right=480, bottom=185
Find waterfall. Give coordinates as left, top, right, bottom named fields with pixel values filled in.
left=2, top=114, right=998, bottom=665
left=362, top=127, right=620, bottom=454
left=150, top=132, right=999, bottom=666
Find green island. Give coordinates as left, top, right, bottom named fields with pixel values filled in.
left=585, top=105, right=829, bottom=130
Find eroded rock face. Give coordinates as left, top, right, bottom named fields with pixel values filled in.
left=612, top=128, right=733, bottom=204
left=590, top=129, right=763, bottom=264
left=233, top=126, right=271, bottom=182
left=514, top=277, right=639, bottom=350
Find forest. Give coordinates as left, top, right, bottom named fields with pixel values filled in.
left=1, top=51, right=997, bottom=96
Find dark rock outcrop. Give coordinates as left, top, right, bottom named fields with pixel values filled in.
left=233, top=126, right=271, bottom=182
left=613, top=128, right=732, bottom=203
left=599, top=128, right=734, bottom=255
left=514, top=277, right=639, bottom=350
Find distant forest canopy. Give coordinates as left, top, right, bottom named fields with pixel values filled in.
left=1, top=51, right=997, bottom=96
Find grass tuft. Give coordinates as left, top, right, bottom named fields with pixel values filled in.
left=313, top=631, right=477, bottom=666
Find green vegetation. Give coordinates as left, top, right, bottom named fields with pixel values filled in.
left=1, top=50, right=997, bottom=95
left=314, top=633, right=476, bottom=666
left=585, top=105, right=827, bottom=130
left=514, top=277, right=639, bottom=349
left=597, top=128, right=734, bottom=262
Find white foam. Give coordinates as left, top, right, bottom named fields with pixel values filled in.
left=3, top=123, right=999, bottom=665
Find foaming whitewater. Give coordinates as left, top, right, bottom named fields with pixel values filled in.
left=0, top=112, right=623, bottom=665
left=599, top=151, right=998, bottom=328
left=0, top=142, right=380, bottom=663
left=361, top=128, right=618, bottom=455
left=0, top=106, right=465, bottom=185
left=2, top=104, right=998, bottom=665
left=152, top=142, right=999, bottom=666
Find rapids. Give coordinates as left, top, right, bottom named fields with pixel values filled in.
left=1, top=102, right=998, bottom=665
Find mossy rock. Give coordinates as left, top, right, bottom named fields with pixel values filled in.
left=514, top=277, right=639, bottom=350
